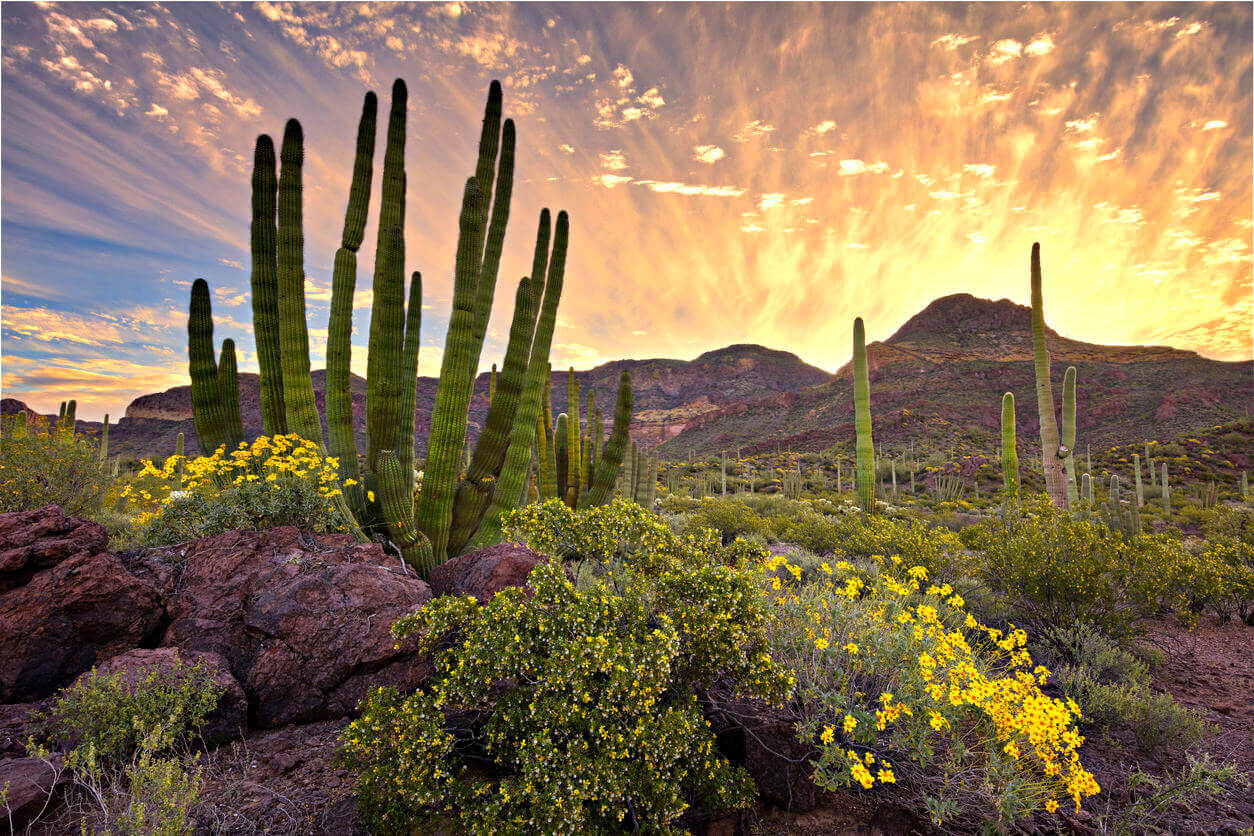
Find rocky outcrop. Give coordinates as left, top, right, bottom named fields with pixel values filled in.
left=428, top=542, right=550, bottom=600
left=0, top=756, right=66, bottom=828
left=0, top=505, right=108, bottom=592
left=1, top=549, right=165, bottom=702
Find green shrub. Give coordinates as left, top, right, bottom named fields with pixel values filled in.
left=681, top=496, right=767, bottom=544
left=35, top=659, right=223, bottom=762
left=0, top=419, right=110, bottom=516
left=1032, top=624, right=1207, bottom=753
left=771, top=509, right=844, bottom=554
left=340, top=500, right=794, bottom=835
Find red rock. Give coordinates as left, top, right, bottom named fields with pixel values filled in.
left=76, top=648, right=248, bottom=745
left=0, top=505, right=108, bottom=592
left=0, top=756, right=66, bottom=829
left=429, top=542, right=550, bottom=600
left=156, top=527, right=432, bottom=728
left=0, top=550, right=164, bottom=702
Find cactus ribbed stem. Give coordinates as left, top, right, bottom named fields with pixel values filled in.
left=1062, top=366, right=1078, bottom=509
left=472, top=210, right=568, bottom=544
left=416, top=177, right=491, bottom=565
left=218, top=339, right=245, bottom=449
left=276, top=119, right=322, bottom=444
left=397, top=271, right=423, bottom=499
left=366, top=226, right=407, bottom=473
left=1162, top=463, right=1170, bottom=514
left=250, top=134, right=286, bottom=436
left=566, top=368, right=581, bottom=505
left=175, top=432, right=185, bottom=486
left=1030, top=243, right=1068, bottom=509
left=188, top=278, right=224, bottom=454
left=585, top=371, right=632, bottom=508
left=1001, top=392, right=1019, bottom=505
left=326, top=247, right=363, bottom=511
left=555, top=413, right=570, bottom=504
left=1133, top=454, right=1144, bottom=508
left=379, top=450, right=433, bottom=574
left=853, top=317, right=875, bottom=517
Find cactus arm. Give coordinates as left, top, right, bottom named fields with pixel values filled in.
left=188, top=278, right=224, bottom=455
left=218, top=338, right=246, bottom=449
left=446, top=275, right=538, bottom=554
left=366, top=227, right=407, bottom=474
left=1061, top=365, right=1078, bottom=509
left=584, top=370, right=633, bottom=508
left=326, top=247, right=364, bottom=513
left=555, top=412, right=570, bottom=504
left=276, top=119, right=323, bottom=444
left=415, top=178, right=487, bottom=565
left=1030, top=243, right=1068, bottom=509
left=566, top=368, right=582, bottom=503
left=470, top=210, right=568, bottom=546
left=397, top=271, right=423, bottom=499
left=853, top=317, right=875, bottom=516
left=1000, top=392, right=1019, bottom=505
left=250, top=134, right=287, bottom=436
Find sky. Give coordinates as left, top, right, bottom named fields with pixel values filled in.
left=2, top=2, right=1251, bottom=420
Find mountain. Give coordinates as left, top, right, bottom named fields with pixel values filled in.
left=659, top=293, right=1253, bottom=459
left=2, top=345, right=830, bottom=460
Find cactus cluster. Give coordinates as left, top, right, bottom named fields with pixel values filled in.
left=187, top=80, right=634, bottom=576
left=531, top=369, right=633, bottom=511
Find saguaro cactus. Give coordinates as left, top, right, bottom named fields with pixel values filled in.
left=1133, top=454, right=1145, bottom=508
left=1001, top=392, right=1019, bottom=505
left=853, top=317, right=875, bottom=516
left=1161, top=463, right=1171, bottom=514
left=1029, top=243, right=1069, bottom=509
left=99, top=414, right=110, bottom=461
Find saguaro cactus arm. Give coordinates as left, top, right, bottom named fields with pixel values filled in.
left=1030, top=243, right=1068, bottom=509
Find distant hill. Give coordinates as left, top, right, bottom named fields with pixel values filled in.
left=2, top=344, right=830, bottom=459
left=659, top=293, right=1254, bottom=459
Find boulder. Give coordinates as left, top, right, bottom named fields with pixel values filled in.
left=0, top=505, right=108, bottom=592
left=75, top=648, right=248, bottom=745
left=0, top=756, right=66, bottom=829
left=156, top=527, right=432, bottom=728
left=0, top=550, right=165, bottom=702
left=429, top=542, right=550, bottom=600
left=707, top=697, right=821, bottom=812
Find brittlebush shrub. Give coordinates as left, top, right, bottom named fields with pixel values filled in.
left=966, top=499, right=1254, bottom=635
left=765, top=553, right=1100, bottom=827
left=340, top=500, right=794, bottom=835
left=0, top=418, right=109, bottom=516
left=125, top=434, right=350, bottom=546
left=681, top=496, right=767, bottom=544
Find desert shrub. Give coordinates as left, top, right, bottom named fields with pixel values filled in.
left=126, top=434, right=350, bottom=546
left=765, top=553, right=1099, bottom=826
left=1032, top=624, right=1207, bottom=752
left=771, top=508, right=844, bottom=554
left=1096, top=754, right=1246, bottom=834
left=341, top=500, right=794, bottom=835
left=35, top=659, right=223, bottom=762
left=0, top=419, right=110, bottom=516
left=680, top=496, right=768, bottom=544
left=25, top=660, right=221, bottom=834
left=830, top=514, right=963, bottom=580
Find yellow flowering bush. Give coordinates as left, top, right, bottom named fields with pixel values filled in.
left=0, top=418, right=110, bottom=516
left=340, top=500, right=794, bottom=835
left=764, top=552, right=1100, bottom=827
left=124, top=434, right=351, bottom=546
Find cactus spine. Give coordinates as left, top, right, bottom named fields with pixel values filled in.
left=853, top=317, right=875, bottom=516
left=1061, top=366, right=1078, bottom=509
left=1001, top=392, right=1019, bottom=505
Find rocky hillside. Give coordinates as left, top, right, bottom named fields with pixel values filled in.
left=660, top=294, right=1253, bottom=459
left=2, top=344, right=830, bottom=459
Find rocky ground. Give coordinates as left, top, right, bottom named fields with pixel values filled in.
left=2, top=506, right=1251, bottom=835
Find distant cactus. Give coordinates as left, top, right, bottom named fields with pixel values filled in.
left=99, top=414, right=109, bottom=461
left=584, top=371, right=632, bottom=508
left=1161, top=462, right=1170, bottom=514
left=175, top=432, right=185, bottom=485
left=1133, top=454, right=1144, bottom=508
left=853, top=317, right=875, bottom=516
left=1001, top=392, right=1019, bottom=506
left=1062, top=366, right=1078, bottom=509
left=1029, top=243, right=1069, bottom=509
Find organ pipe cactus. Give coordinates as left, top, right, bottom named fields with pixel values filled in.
left=555, top=413, right=570, bottom=503
left=187, top=80, right=601, bottom=575
left=1029, top=243, right=1069, bottom=509
left=1062, top=366, right=1078, bottom=509
left=188, top=279, right=244, bottom=454
left=853, top=317, right=875, bottom=516
left=1001, top=392, right=1019, bottom=505
left=584, top=371, right=633, bottom=508
left=565, top=368, right=582, bottom=505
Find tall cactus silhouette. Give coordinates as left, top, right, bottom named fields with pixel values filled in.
left=1001, top=392, right=1019, bottom=505
left=853, top=317, right=875, bottom=516
left=250, top=134, right=286, bottom=436
left=99, top=414, right=109, bottom=461
left=1030, top=243, right=1069, bottom=509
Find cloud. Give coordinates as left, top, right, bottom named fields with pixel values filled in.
left=693, top=144, right=725, bottom=164
left=931, top=33, right=977, bottom=50
left=987, top=39, right=1023, bottom=65
left=1024, top=34, right=1055, bottom=56
left=599, top=149, right=627, bottom=170
left=733, top=120, right=775, bottom=142
left=809, top=120, right=837, bottom=135
left=838, top=159, right=890, bottom=176
left=1202, top=120, right=1227, bottom=131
